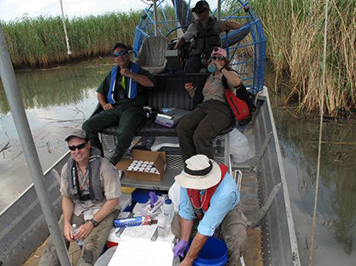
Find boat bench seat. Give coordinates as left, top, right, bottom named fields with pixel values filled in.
left=100, top=73, right=234, bottom=138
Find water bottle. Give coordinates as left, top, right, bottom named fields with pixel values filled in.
left=163, top=198, right=174, bottom=225
left=72, top=224, right=84, bottom=248
left=157, top=213, right=168, bottom=237
left=161, top=107, right=175, bottom=114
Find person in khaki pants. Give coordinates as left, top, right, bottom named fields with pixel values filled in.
left=39, top=128, right=121, bottom=266
left=172, top=155, right=247, bottom=266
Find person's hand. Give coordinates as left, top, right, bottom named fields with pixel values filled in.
left=103, top=103, right=114, bottom=110
left=220, top=21, right=230, bottom=32
left=120, top=68, right=131, bottom=77
left=74, top=222, right=94, bottom=240
left=184, top=83, right=194, bottom=92
left=63, top=223, right=75, bottom=242
left=213, top=59, right=225, bottom=71
left=173, top=239, right=189, bottom=257
left=149, top=192, right=158, bottom=208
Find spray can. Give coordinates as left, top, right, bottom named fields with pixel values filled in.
left=113, top=216, right=157, bottom=228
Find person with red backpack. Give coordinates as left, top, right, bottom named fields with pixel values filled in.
left=172, top=155, right=247, bottom=266
left=177, top=47, right=249, bottom=163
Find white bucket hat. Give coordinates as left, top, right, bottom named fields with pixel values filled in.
left=175, top=155, right=221, bottom=190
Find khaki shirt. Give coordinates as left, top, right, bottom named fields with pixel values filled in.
left=60, top=157, right=122, bottom=220
left=203, top=72, right=237, bottom=102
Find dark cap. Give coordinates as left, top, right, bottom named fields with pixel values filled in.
left=65, top=128, right=87, bottom=142
left=192, top=1, right=210, bottom=13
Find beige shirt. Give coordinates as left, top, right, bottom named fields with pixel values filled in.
left=60, top=157, right=122, bottom=220
left=203, top=72, right=237, bottom=102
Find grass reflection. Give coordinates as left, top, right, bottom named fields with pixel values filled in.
left=0, top=58, right=112, bottom=115
left=270, top=90, right=356, bottom=255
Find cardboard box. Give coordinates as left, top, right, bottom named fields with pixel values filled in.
left=116, top=150, right=166, bottom=182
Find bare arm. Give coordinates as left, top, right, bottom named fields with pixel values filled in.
left=75, top=198, right=119, bottom=240
left=174, top=37, right=187, bottom=50
left=62, top=196, right=75, bottom=241
left=221, top=21, right=242, bottom=32
left=180, top=216, right=194, bottom=241
left=214, top=61, right=242, bottom=88
left=181, top=232, right=208, bottom=265
left=92, top=198, right=119, bottom=223
left=121, top=68, right=155, bottom=87
left=221, top=68, right=241, bottom=88
left=97, top=92, right=114, bottom=110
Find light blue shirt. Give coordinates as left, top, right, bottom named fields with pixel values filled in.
left=178, top=172, right=240, bottom=236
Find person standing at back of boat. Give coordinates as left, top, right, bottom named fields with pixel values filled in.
left=174, top=1, right=242, bottom=73
left=39, top=128, right=121, bottom=266
left=177, top=47, right=240, bottom=162
left=82, top=43, right=156, bottom=166
left=172, top=154, right=247, bottom=266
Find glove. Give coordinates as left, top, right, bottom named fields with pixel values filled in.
left=148, top=192, right=158, bottom=208
left=173, top=239, right=189, bottom=257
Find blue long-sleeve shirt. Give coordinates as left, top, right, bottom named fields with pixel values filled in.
left=178, top=172, right=240, bottom=236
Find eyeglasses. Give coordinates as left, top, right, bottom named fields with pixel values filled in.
left=68, top=142, right=87, bottom=151
left=113, top=50, right=129, bottom=57
left=211, top=56, right=225, bottom=61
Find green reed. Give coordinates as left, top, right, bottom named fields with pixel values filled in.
left=250, top=0, right=356, bottom=115
left=2, top=1, right=355, bottom=115
left=1, top=11, right=142, bottom=68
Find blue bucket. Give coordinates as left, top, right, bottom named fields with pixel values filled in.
left=191, top=237, right=228, bottom=266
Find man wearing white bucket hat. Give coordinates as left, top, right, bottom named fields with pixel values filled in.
left=172, top=154, right=247, bottom=266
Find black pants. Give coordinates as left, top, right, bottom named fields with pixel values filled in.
left=184, top=55, right=204, bottom=73
left=177, top=100, right=233, bottom=162
left=82, top=105, right=143, bottom=163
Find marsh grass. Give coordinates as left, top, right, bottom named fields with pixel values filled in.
left=1, top=11, right=141, bottom=68
left=252, top=0, right=356, bottom=115
left=2, top=1, right=355, bottom=114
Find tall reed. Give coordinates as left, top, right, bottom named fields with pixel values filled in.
left=1, top=11, right=142, bottom=68
left=251, top=0, right=356, bottom=115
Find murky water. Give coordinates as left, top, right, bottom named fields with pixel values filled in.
left=0, top=58, right=113, bottom=212
left=267, top=87, right=356, bottom=265
left=1, top=60, right=355, bottom=265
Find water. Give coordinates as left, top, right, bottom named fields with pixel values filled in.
left=267, top=88, right=356, bottom=265
left=1, top=59, right=355, bottom=265
left=0, top=58, right=113, bottom=213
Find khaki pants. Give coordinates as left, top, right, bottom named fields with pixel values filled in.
left=172, top=207, right=247, bottom=266
left=39, top=210, right=119, bottom=266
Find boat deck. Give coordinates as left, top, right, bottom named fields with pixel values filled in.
left=23, top=169, right=262, bottom=266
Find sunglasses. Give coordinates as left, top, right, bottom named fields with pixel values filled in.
left=195, top=9, right=207, bottom=14
left=68, top=142, right=87, bottom=151
left=113, top=50, right=129, bottom=57
left=211, top=56, right=225, bottom=61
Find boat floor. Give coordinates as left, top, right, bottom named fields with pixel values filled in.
left=23, top=239, right=81, bottom=266
left=23, top=170, right=262, bottom=266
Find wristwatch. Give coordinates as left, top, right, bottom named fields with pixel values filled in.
left=90, top=219, right=99, bottom=228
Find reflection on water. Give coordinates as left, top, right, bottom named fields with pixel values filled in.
left=0, top=58, right=113, bottom=213
left=268, top=90, right=356, bottom=265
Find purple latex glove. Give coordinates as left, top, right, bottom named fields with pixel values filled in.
left=173, top=239, right=189, bottom=257
left=148, top=192, right=158, bottom=208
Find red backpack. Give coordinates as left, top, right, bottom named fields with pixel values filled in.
left=222, top=74, right=253, bottom=124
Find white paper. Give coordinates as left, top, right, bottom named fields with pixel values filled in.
left=108, top=239, right=174, bottom=266
left=120, top=224, right=158, bottom=240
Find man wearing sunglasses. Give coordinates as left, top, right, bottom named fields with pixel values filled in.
left=174, top=0, right=242, bottom=73
left=82, top=43, right=156, bottom=166
left=39, top=128, right=121, bottom=266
